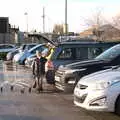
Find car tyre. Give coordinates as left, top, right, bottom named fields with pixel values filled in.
left=115, top=95, right=120, bottom=115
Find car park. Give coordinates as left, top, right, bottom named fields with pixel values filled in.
left=74, top=66, right=120, bottom=115
left=6, top=43, right=37, bottom=61
left=55, top=44, right=120, bottom=92
left=0, top=44, right=16, bottom=60
left=13, top=44, right=49, bottom=64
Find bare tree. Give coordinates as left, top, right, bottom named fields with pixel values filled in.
left=53, top=24, right=64, bottom=35
left=80, top=8, right=107, bottom=40
left=112, top=14, right=120, bottom=29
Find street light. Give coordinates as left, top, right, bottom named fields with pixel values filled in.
left=65, top=0, right=68, bottom=36
left=24, top=12, right=28, bottom=33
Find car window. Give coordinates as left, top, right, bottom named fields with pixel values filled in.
left=58, top=48, right=73, bottom=59
left=30, top=45, right=47, bottom=54
left=27, top=45, right=36, bottom=50
left=20, top=45, right=26, bottom=50
left=76, top=47, right=88, bottom=60
left=5, top=45, right=14, bottom=49
left=96, top=44, right=120, bottom=60
left=88, top=47, right=103, bottom=59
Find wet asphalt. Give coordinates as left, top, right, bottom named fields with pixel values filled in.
left=0, top=61, right=119, bottom=120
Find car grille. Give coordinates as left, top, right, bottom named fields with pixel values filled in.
left=74, top=94, right=87, bottom=103
left=55, top=69, right=64, bottom=76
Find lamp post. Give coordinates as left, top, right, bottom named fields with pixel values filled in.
left=65, top=0, right=68, bottom=36
left=24, top=12, right=28, bottom=33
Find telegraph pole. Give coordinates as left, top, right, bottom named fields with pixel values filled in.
left=42, top=7, right=45, bottom=33
left=24, top=12, right=28, bottom=33
left=65, top=0, right=68, bottom=36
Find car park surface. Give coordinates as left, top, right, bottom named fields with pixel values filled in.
left=0, top=61, right=119, bottom=120
left=55, top=44, right=120, bottom=92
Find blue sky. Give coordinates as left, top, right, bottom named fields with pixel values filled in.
left=1, top=0, right=120, bottom=33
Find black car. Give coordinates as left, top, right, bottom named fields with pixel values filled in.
left=55, top=44, right=120, bottom=92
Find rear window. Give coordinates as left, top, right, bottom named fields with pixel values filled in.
left=76, top=47, right=88, bottom=60
left=58, top=48, right=73, bottom=59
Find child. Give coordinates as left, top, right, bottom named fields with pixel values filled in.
left=32, top=50, right=47, bottom=91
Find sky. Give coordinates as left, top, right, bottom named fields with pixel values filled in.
left=1, top=0, right=120, bottom=33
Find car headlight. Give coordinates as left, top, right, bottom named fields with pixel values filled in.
left=94, top=80, right=120, bottom=90
left=93, top=81, right=111, bottom=90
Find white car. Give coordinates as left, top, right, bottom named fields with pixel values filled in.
left=74, top=66, right=120, bottom=115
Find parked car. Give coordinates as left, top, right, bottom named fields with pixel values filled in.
left=24, top=54, right=36, bottom=67
left=13, top=44, right=49, bottom=64
left=6, top=43, right=37, bottom=61
left=55, top=44, right=120, bottom=92
left=0, top=44, right=16, bottom=53
left=0, top=44, right=16, bottom=60
left=44, top=41, right=119, bottom=87
left=74, top=66, right=120, bottom=115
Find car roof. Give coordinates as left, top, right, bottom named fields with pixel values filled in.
left=0, top=44, right=15, bottom=46
left=58, top=41, right=120, bottom=46
left=28, top=43, right=45, bottom=52
left=21, top=43, right=38, bottom=46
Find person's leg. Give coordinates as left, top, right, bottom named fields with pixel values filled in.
left=33, top=76, right=37, bottom=88
left=39, top=74, right=43, bottom=91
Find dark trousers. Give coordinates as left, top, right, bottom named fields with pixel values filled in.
left=37, top=74, right=44, bottom=88
left=33, top=73, right=44, bottom=91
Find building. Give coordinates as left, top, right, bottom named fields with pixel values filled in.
left=0, top=17, right=10, bottom=44
left=80, top=24, right=120, bottom=41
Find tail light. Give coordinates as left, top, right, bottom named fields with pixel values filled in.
left=45, top=60, right=54, bottom=71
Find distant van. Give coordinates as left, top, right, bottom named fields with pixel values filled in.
left=47, top=40, right=119, bottom=69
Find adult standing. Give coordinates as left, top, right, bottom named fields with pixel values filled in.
left=32, top=50, right=47, bottom=92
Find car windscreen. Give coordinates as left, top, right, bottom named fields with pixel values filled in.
left=95, top=44, right=120, bottom=60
